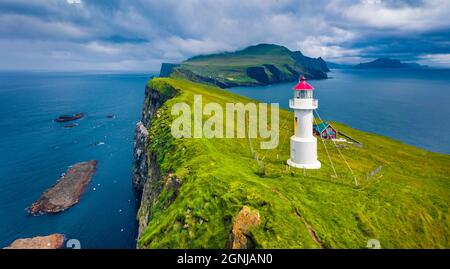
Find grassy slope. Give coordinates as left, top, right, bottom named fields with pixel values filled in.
left=175, top=44, right=322, bottom=85
left=138, top=77, right=450, bottom=249
left=184, top=45, right=292, bottom=80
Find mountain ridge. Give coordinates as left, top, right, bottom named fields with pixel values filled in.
left=160, top=43, right=329, bottom=87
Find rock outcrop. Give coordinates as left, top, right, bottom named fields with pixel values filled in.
left=227, top=206, right=261, bottom=249
left=29, top=160, right=97, bottom=215
left=4, top=234, right=65, bottom=249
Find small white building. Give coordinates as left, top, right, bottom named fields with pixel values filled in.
left=287, top=76, right=321, bottom=169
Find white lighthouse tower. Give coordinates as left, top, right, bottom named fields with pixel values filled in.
left=287, top=76, right=321, bottom=169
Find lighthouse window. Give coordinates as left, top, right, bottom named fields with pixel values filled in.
left=299, top=91, right=312, bottom=99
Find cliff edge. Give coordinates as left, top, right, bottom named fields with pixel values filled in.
left=132, top=77, right=450, bottom=249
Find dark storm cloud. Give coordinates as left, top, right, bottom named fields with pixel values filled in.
left=0, top=0, right=449, bottom=71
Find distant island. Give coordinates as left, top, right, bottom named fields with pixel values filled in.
left=328, top=58, right=427, bottom=69
left=160, top=43, right=329, bottom=88
left=326, top=62, right=353, bottom=69
left=354, top=58, right=427, bottom=69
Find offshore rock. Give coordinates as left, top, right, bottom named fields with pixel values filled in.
left=55, top=113, right=84, bottom=122
left=29, top=161, right=97, bottom=215
left=4, top=234, right=65, bottom=249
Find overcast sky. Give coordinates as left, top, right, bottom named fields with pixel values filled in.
left=1, top=0, right=449, bottom=71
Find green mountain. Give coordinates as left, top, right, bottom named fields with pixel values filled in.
left=160, top=44, right=329, bottom=88
left=132, top=77, right=450, bottom=249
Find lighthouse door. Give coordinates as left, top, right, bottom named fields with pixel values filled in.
left=294, top=117, right=298, bottom=136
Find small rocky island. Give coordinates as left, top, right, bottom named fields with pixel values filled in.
left=29, top=160, right=97, bottom=215
left=63, top=123, right=78, bottom=128
left=54, top=113, right=84, bottom=122
left=4, top=234, right=65, bottom=249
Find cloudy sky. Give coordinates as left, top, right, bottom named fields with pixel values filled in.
left=1, top=0, right=449, bottom=71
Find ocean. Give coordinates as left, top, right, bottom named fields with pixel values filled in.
left=227, top=68, right=450, bottom=154
left=0, top=72, right=151, bottom=248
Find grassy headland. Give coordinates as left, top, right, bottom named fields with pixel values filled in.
left=137, top=77, right=450, bottom=249
left=160, top=44, right=329, bottom=88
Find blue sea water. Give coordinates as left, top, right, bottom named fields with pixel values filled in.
left=0, top=72, right=152, bottom=248
left=228, top=68, right=450, bottom=154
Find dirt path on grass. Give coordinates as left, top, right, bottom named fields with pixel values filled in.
left=271, top=187, right=325, bottom=248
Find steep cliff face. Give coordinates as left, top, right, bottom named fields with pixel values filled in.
left=132, top=80, right=178, bottom=238
left=132, top=122, right=148, bottom=191
left=159, top=63, right=180, bottom=77
left=137, top=151, right=161, bottom=236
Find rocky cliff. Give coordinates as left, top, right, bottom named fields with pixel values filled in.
left=132, top=80, right=178, bottom=239
left=159, top=63, right=180, bottom=78
left=132, top=122, right=148, bottom=192
left=132, top=81, right=178, bottom=190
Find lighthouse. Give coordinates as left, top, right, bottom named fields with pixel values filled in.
left=287, top=76, right=321, bottom=169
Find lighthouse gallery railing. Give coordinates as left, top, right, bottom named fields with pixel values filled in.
left=289, top=98, right=318, bottom=109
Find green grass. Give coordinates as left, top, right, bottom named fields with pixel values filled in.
left=138, top=77, right=450, bottom=249
left=170, top=44, right=326, bottom=86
